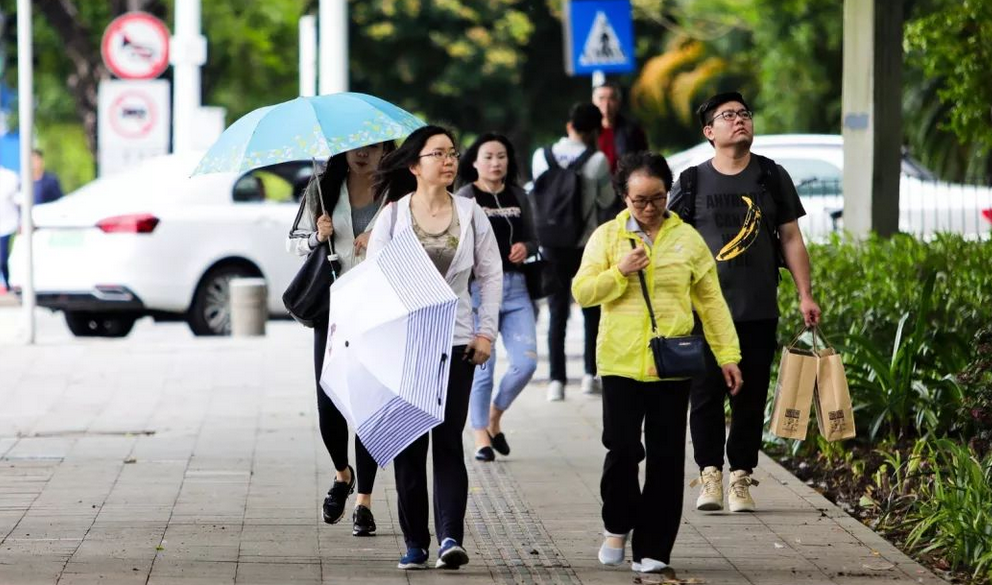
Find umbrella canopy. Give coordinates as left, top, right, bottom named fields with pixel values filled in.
left=319, top=227, right=458, bottom=467
left=192, top=92, right=425, bottom=175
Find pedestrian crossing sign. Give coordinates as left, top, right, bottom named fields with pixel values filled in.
left=564, top=0, right=636, bottom=75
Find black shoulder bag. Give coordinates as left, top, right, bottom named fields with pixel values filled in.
left=629, top=239, right=707, bottom=379
left=282, top=160, right=344, bottom=328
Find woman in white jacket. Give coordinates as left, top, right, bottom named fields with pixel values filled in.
left=366, top=125, right=502, bottom=571
left=286, top=141, right=394, bottom=537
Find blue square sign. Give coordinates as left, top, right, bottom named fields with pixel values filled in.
left=564, top=0, right=636, bottom=76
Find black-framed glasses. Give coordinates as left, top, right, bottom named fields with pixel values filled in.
left=708, top=109, right=753, bottom=124
left=418, top=150, right=460, bottom=161
left=627, top=195, right=667, bottom=210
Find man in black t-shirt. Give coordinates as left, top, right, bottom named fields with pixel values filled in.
left=668, top=92, right=821, bottom=513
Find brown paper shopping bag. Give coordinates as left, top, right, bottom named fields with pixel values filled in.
left=814, top=344, right=857, bottom=441
left=769, top=331, right=819, bottom=440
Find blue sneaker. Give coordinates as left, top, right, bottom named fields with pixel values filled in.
left=397, top=547, right=428, bottom=570
left=435, top=537, right=469, bottom=569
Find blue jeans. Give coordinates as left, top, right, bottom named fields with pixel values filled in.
left=469, top=271, right=538, bottom=430
left=0, top=234, right=10, bottom=289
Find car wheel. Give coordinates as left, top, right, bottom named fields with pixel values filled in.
left=64, top=311, right=137, bottom=338
left=188, top=265, right=256, bottom=336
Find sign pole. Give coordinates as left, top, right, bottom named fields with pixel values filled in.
left=16, top=0, right=34, bottom=344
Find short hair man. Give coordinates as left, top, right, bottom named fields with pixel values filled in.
left=531, top=103, right=613, bottom=401
left=591, top=81, right=648, bottom=172
left=32, top=149, right=64, bottom=205
left=668, top=92, right=821, bottom=513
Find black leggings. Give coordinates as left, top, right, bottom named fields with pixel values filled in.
left=314, top=316, right=377, bottom=495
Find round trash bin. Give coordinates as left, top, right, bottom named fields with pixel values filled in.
left=229, top=277, right=268, bottom=337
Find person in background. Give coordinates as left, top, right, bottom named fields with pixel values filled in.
left=286, top=141, right=395, bottom=537
left=455, top=133, right=539, bottom=462
left=592, top=81, right=649, bottom=173
left=367, top=125, right=502, bottom=571
left=31, top=149, right=63, bottom=205
left=531, top=103, right=613, bottom=401
left=572, top=151, right=741, bottom=574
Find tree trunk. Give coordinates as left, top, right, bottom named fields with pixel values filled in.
left=34, top=0, right=107, bottom=157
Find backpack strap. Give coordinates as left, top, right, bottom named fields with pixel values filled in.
left=674, top=166, right=698, bottom=225
left=568, top=147, right=597, bottom=171
left=753, top=154, right=787, bottom=275
left=543, top=147, right=560, bottom=170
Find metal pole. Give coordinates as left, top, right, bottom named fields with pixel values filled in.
left=171, top=0, right=206, bottom=152
left=16, top=0, right=34, bottom=344
left=318, top=0, right=348, bottom=95
left=299, top=15, right=317, bottom=97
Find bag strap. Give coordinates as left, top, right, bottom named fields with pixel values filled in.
left=388, top=199, right=399, bottom=237
left=629, top=238, right=658, bottom=335
left=568, top=147, right=597, bottom=171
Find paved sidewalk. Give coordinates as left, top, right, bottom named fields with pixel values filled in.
left=0, top=310, right=944, bottom=584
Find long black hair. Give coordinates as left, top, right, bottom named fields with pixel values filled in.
left=313, top=141, right=396, bottom=221
left=373, top=125, right=457, bottom=203
left=456, top=132, right=521, bottom=190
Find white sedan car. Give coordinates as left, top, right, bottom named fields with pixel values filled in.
left=8, top=153, right=311, bottom=337
left=665, top=134, right=992, bottom=240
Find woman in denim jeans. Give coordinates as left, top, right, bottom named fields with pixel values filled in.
left=455, top=133, right=539, bottom=462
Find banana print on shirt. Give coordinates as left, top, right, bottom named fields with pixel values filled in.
left=715, top=195, right=761, bottom=261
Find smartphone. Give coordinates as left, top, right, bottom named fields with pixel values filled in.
left=463, top=347, right=476, bottom=362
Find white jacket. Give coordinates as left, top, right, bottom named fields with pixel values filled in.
left=285, top=181, right=384, bottom=273
left=0, top=168, right=20, bottom=237
left=367, top=193, right=503, bottom=345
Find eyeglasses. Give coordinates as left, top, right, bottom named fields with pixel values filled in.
left=627, top=195, right=667, bottom=210
left=708, top=109, right=753, bottom=124
left=419, top=150, right=460, bottom=161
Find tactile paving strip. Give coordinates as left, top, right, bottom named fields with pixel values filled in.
left=467, top=461, right=583, bottom=584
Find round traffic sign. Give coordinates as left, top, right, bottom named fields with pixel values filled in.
left=108, top=91, right=159, bottom=139
left=101, top=12, right=170, bottom=80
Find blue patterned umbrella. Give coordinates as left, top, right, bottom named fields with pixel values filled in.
left=192, top=92, right=425, bottom=175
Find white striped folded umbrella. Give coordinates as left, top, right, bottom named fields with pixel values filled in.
left=319, top=227, right=458, bottom=467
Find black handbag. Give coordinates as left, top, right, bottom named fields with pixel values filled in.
left=521, top=252, right=557, bottom=299
left=630, top=239, right=707, bottom=378
left=282, top=162, right=343, bottom=328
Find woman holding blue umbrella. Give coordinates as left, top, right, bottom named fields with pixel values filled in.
left=287, top=140, right=395, bottom=536
left=367, top=126, right=503, bottom=571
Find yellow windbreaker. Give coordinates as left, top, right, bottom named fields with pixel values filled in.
left=572, top=210, right=741, bottom=382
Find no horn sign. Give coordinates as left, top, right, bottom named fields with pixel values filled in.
left=563, top=0, right=635, bottom=76
left=101, top=12, right=171, bottom=80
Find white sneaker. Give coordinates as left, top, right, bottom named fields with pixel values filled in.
left=546, top=380, right=565, bottom=402
left=632, top=558, right=668, bottom=573
left=728, top=470, right=758, bottom=512
left=597, top=531, right=628, bottom=566
left=690, top=466, right=723, bottom=511
left=581, top=374, right=602, bottom=395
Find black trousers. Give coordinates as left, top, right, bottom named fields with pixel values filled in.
left=689, top=319, right=778, bottom=474
left=601, top=376, right=691, bottom=564
left=393, top=345, right=475, bottom=549
left=314, top=316, right=377, bottom=495
left=544, top=246, right=599, bottom=383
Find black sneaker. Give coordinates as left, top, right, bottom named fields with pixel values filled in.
left=489, top=432, right=510, bottom=456
left=352, top=504, right=376, bottom=536
left=475, top=446, right=495, bottom=462
left=322, top=465, right=355, bottom=524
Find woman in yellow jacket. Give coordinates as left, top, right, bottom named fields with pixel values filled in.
left=572, top=152, right=742, bottom=574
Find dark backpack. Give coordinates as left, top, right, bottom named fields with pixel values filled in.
left=532, top=147, right=596, bottom=247
left=672, top=153, right=788, bottom=270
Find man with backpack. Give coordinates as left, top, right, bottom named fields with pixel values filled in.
left=668, top=92, right=821, bottom=512
left=531, top=102, right=614, bottom=401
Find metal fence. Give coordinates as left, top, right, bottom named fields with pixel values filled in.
left=797, top=178, right=992, bottom=240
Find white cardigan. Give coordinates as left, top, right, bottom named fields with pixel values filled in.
left=285, top=182, right=383, bottom=273
left=367, top=193, right=503, bottom=345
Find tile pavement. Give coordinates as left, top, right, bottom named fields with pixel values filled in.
left=0, top=308, right=945, bottom=584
